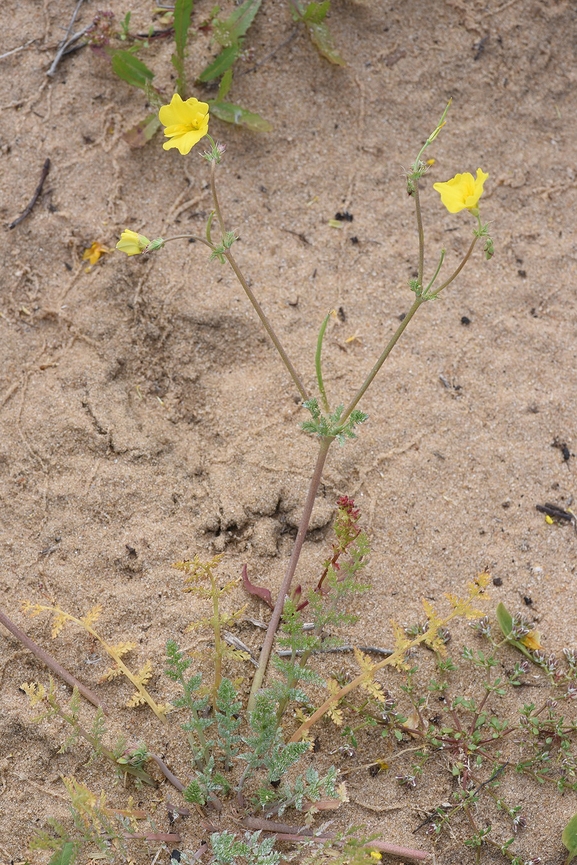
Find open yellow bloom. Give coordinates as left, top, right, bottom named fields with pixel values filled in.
left=433, top=168, right=489, bottom=213
left=158, top=94, right=209, bottom=155
left=116, top=229, right=150, bottom=256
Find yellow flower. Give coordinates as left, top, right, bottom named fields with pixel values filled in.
left=521, top=629, right=542, bottom=651
left=116, top=229, right=151, bottom=256
left=158, top=94, right=209, bottom=155
left=82, top=241, right=110, bottom=266
left=433, top=168, right=489, bottom=213
left=369, top=852, right=382, bottom=861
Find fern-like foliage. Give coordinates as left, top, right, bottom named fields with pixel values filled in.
left=289, top=572, right=491, bottom=744
left=22, top=601, right=170, bottom=722
left=20, top=680, right=155, bottom=787
left=173, top=554, right=250, bottom=706
left=210, top=829, right=281, bottom=865
left=29, top=776, right=164, bottom=864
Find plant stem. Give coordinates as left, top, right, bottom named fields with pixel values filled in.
left=248, top=436, right=333, bottom=712
left=209, top=161, right=309, bottom=401
left=211, top=574, right=223, bottom=707
left=0, top=608, right=108, bottom=713
left=413, top=183, right=425, bottom=289
left=315, top=312, right=331, bottom=412
left=429, top=234, right=478, bottom=298
left=340, top=296, right=424, bottom=424
left=161, top=234, right=215, bottom=250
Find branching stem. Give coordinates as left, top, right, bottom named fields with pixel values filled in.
left=428, top=234, right=478, bottom=298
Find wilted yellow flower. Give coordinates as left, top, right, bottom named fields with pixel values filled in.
left=521, top=629, right=542, bottom=651
left=116, top=229, right=151, bottom=256
left=369, top=852, right=382, bottom=861
left=433, top=168, right=489, bottom=213
left=83, top=241, right=110, bottom=266
left=158, top=94, right=209, bottom=155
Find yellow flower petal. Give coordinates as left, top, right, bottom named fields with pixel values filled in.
left=158, top=94, right=209, bottom=155
left=82, top=241, right=110, bottom=266
left=521, top=630, right=542, bottom=651
left=116, top=229, right=151, bottom=256
left=433, top=168, right=489, bottom=214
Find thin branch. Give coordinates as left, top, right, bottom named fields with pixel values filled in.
left=9, top=159, right=50, bottom=229
left=209, top=160, right=309, bottom=401
left=0, top=39, right=35, bottom=61
left=46, top=0, right=86, bottom=77
left=247, top=437, right=332, bottom=711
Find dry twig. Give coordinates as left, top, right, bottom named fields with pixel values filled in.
left=8, top=158, right=50, bottom=229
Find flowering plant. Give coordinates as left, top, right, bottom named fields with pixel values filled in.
left=433, top=168, right=489, bottom=214
left=115, top=229, right=151, bottom=256
left=158, top=94, right=209, bottom=154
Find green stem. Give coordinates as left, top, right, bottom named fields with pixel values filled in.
left=413, top=183, right=425, bottom=289
left=340, top=296, right=424, bottom=424
left=316, top=312, right=331, bottom=412
left=209, top=161, right=309, bottom=401
left=425, top=248, right=445, bottom=295
left=428, top=234, right=478, bottom=299
left=161, top=234, right=215, bottom=250
left=211, top=577, right=223, bottom=709
left=248, top=436, right=333, bottom=713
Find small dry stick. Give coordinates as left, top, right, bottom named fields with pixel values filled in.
left=9, top=158, right=50, bottom=229
left=46, top=0, right=86, bottom=77
left=0, top=39, right=36, bottom=61
left=0, top=608, right=108, bottom=713
left=241, top=817, right=430, bottom=860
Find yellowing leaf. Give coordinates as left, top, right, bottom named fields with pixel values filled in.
left=354, top=647, right=374, bottom=675
left=108, top=641, right=137, bottom=658
left=51, top=611, right=68, bottom=639
left=135, top=660, right=153, bottom=686
left=100, top=665, right=124, bottom=682
left=327, top=705, right=344, bottom=726
left=81, top=605, right=102, bottom=629
left=126, top=692, right=147, bottom=708
left=360, top=678, right=386, bottom=702
left=21, top=681, right=46, bottom=706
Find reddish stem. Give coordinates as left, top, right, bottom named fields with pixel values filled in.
left=0, top=608, right=108, bottom=713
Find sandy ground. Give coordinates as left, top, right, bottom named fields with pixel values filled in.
left=1, top=0, right=576, bottom=862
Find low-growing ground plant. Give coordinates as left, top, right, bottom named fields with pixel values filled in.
left=15, top=96, right=577, bottom=865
